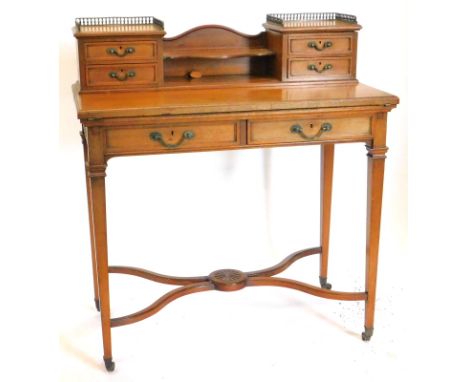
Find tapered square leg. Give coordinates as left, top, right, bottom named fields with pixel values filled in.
left=363, top=113, right=388, bottom=341
left=319, top=144, right=334, bottom=290
left=86, top=127, right=114, bottom=370
left=89, top=171, right=114, bottom=369
left=81, top=131, right=100, bottom=311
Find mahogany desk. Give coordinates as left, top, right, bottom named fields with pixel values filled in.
left=72, top=15, right=399, bottom=371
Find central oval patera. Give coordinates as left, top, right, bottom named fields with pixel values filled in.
left=208, top=269, right=247, bottom=291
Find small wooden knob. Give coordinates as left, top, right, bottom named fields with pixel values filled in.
left=188, top=70, right=202, bottom=79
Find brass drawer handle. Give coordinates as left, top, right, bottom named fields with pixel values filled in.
left=307, top=63, right=333, bottom=73
left=106, top=47, right=135, bottom=57
left=149, top=130, right=195, bottom=149
left=290, top=123, right=332, bottom=141
left=307, top=41, right=333, bottom=51
left=108, top=70, right=136, bottom=81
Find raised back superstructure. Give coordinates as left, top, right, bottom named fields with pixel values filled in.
left=73, top=13, right=361, bottom=92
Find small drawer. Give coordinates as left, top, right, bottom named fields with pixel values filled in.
left=288, top=57, right=352, bottom=80
left=106, top=121, right=242, bottom=155
left=288, top=34, right=353, bottom=56
left=248, top=117, right=371, bottom=145
left=86, top=63, right=159, bottom=87
left=83, top=41, right=158, bottom=63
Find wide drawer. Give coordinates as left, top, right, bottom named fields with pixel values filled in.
left=288, top=33, right=354, bottom=56
left=86, top=63, right=159, bottom=87
left=248, top=117, right=371, bottom=145
left=83, top=41, right=158, bottom=63
left=106, top=121, right=242, bottom=155
left=288, top=57, right=352, bottom=80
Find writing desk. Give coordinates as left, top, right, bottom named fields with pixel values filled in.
left=72, top=14, right=399, bottom=371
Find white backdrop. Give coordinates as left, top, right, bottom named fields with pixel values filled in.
left=58, top=1, right=408, bottom=381
left=54, top=1, right=407, bottom=381
left=16, top=0, right=468, bottom=381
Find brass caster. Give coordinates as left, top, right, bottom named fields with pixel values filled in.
left=361, top=327, right=374, bottom=341
left=319, top=276, right=332, bottom=290
left=104, top=357, right=115, bottom=372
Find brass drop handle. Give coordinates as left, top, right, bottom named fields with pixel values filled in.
left=307, top=63, right=333, bottom=73
left=106, top=47, right=135, bottom=57
left=108, top=70, right=136, bottom=81
left=290, top=123, right=332, bottom=141
left=307, top=41, right=333, bottom=51
left=149, top=130, right=195, bottom=149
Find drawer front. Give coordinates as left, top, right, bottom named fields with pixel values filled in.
left=86, top=63, right=159, bottom=87
left=248, top=117, right=371, bottom=145
left=288, top=34, right=353, bottom=56
left=106, top=121, right=241, bottom=154
left=84, top=41, right=158, bottom=63
left=288, top=57, right=352, bottom=80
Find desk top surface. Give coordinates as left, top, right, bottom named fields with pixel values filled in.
left=73, top=82, right=399, bottom=120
